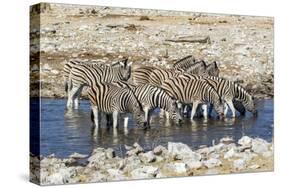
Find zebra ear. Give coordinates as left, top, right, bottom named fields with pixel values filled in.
left=202, top=60, right=207, bottom=68
left=213, top=61, right=218, bottom=68
left=128, top=62, right=132, bottom=67
left=119, top=58, right=128, bottom=67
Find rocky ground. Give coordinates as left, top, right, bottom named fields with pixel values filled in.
left=30, top=136, right=273, bottom=185
left=30, top=3, right=274, bottom=99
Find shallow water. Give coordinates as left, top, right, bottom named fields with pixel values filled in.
left=34, top=98, right=273, bottom=158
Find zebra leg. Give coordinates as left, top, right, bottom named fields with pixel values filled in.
left=183, top=105, right=188, bottom=114
left=224, top=103, right=229, bottom=116
left=208, top=104, right=214, bottom=117
left=165, top=111, right=169, bottom=119
left=226, top=100, right=236, bottom=118
left=67, top=86, right=80, bottom=109
left=202, top=104, right=208, bottom=119
left=144, top=107, right=151, bottom=126
left=106, top=114, right=113, bottom=127
left=190, top=101, right=199, bottom=120
left=92, top=106, right=99, bottom=128
left=112, top=111, right=119, bottom=128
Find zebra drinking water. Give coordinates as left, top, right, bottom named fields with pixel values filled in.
left=110, top=81, right=182, bottom=126
left=87, top=82, right=147, bottom=129
left=161, top=77, right=224, bottom=119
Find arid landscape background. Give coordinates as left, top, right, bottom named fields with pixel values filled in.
left=30, top=3, right=273, bottom=99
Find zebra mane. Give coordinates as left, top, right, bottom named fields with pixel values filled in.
left=173, top=55, right=195, bottom=68
left=111, top=58, right=128, bottom=67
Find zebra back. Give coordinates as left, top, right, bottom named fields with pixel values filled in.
left=173, top=55, right=196, bottom=69
left=69, top=60, right=132, bottom=88
left=161, top=77, right=224, bottom=116
left=176, top=60, right=208, bottom=75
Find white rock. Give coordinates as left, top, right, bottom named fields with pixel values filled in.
left=262, top=151, right=273, bottom=158
left=203, top=158, right=222, bottom=168
left=249, top=164, right=260, bottom=169
left=69, top=152, right=88, bottom=159
left=238, top=136, right=253, bottom=147
left=168, top=142, right=194, bottom=160
left=105, top=148, right=115, bottom=159
left=139, top=151, right=156, bottom=163
left=43, top=167, right=77, bottom=185
left=156, top=172, right=167, bottom=178
left=153, top=145, right=167, bottom=155
left=251, top=138, right=270, bottom=154
left=184, top=159, right=203, bottom=169
left=224, top=148, right=236, bottom=159
left=163, top=162, right=189, bottom=174
left=130, top=166, right=159, bottom=179
left=107, top=169, right=126, bottom=180
left=233, top=159, right=246, bottom=170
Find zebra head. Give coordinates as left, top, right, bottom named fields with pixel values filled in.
left=112, top=58, right=132, bottom=81
left=168, top=99, right=182, bottom=123
left=243, top=95, right=258, bottom=116
left=133, top=108, right=148, bottom=129
left=213, top=98, right=225, bottom=119
left=207, top=61, right=220, bottom=77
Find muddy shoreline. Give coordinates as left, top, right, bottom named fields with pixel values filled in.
left=30, top=136, right=273, bottom=185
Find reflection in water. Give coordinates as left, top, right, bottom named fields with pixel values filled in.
left=37, top=99, right=273, bottom=158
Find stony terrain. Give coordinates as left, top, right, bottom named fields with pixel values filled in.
left=30, top=136, right=273, bottom=185
left=30, top=3, right=274, bottom=99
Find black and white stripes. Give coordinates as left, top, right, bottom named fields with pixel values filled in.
left=87, top=82, right=146, bottom=128
left=66, top=59, right=131, bottom=109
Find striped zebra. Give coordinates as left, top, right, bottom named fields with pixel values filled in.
left=67, top=59, right=132, bottom=109
left=110, top=81, right=181, bottom=126
left=133, top=65, right=253, bottom=117
left=63, top=60, right=103, bottom=93
left=87, top=82, right=146, bottom=129
left=179, top=75, right=257, bottom=117
left=161, top=77, right=224, bottom=119
left=175, top=60, right=208, bottom=75
left=132, top=66, right=199, bottom=87
left=173, top=55, right=196, bottom=69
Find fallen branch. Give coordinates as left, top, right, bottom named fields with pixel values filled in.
left=165, top=35, right=211, bottom=44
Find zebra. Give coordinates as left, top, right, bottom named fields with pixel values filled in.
left=110, top=81, right=181, bottom=126
left=161, top=77, right=224, bottom=119
left=63, top=59, right=103, bottom=93
left=87, top=82, right=147, bottom=129
left=172, top=55, right=196, bottom=69
left=67, top=58, right=132, bottom=109
left=132, top=66, right=198, bottom=87
left=182, top=76, right=257, bottom=117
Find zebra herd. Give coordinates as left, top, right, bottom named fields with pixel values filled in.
left=63, top=55, right=257, bottom=129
